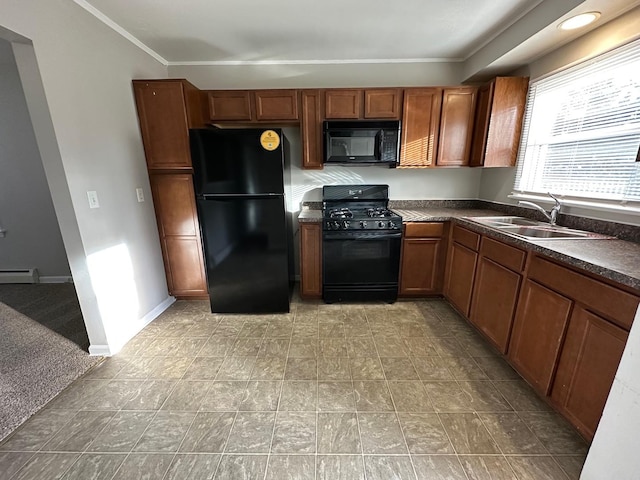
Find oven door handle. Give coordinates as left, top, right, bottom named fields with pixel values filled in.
left=323, top=232, right=402, bottom=240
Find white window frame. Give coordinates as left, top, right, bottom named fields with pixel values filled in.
left=511, top=38, right=640, bottom=215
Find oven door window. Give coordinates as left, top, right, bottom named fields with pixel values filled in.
left=326, top=129, right=380, bottom=161
left=323, top=232, right=401, bottom=285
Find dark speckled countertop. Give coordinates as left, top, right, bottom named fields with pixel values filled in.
left=298, top=205, right=640, bottom=292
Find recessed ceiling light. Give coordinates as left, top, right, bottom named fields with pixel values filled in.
left=558, top=12, right=601, bottom=30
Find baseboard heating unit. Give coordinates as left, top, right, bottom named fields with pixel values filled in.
left=0, top=268, right=39, bottom=284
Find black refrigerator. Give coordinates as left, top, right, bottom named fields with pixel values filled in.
left=189, top=127, right=292, bottom=313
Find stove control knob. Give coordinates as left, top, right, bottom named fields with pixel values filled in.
left=378, top=221, right=385, bottom=228
left=359, top=221, right=368, bottom=228
left=388, top=221, right=397, bottom=229
left=332, top=221, right=340, bottom=230
left=343, top=221, right=350, bottom=229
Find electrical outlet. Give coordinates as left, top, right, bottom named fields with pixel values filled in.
left=0, top=229, right=6, bottom=238
left=136, top=188, right=145, bottom=202
left=87, top=190, right=100, bottom=209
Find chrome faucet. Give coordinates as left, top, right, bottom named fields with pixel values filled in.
left=518, top=193, right=561, bottom=225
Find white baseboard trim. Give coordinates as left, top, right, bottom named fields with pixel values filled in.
left=39, top=276, right=74, bottom=284
left=88, top=295, right=176, bottom=356
left=88, top=344, right=112, bottom=356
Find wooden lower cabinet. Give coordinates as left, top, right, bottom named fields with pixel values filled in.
left=444, top=226, right=481, bottom=317
left=299, top=223, right=322, bottom=299
left=399, top=222, right=446, bottom=296
left=150, top=173, right=207, bottom=298
left=551, top=306, right=628, bottom=440
left=508, top=279, right=573, bottom=395
left=444, top=241, right=478, bottom=317
left=469, top=257, right=521, bottom=353
left=469, top=237, right=526, bottom=353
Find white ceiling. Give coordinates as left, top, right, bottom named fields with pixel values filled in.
left=77, top=0, right=639, bottom=72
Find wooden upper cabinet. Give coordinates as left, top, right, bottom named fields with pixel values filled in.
left=364, top=89, right=402, bottom=119
left=133, top=80, right=193, bottom=170
left=254, top=90, right=299, bottom=121
left=399, top=88, right=443, bottom=167
left=470, top=76, right=529, bottom=167
left=552, top=306, right=628, bottom=441
left=325, top=89, right=362, bottom=119
left=208, top=90, right=253, bottom=121
left=436, top=87, right=477, bottom=167
left=300, top=90, right=323, bottom=169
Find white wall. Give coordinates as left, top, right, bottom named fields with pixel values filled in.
left=284, top=128, right=482, bottom=207
left=168, top=62, right=463, bottom=89
left=0, top=0, right=169, bottom=354
left=0, top=39, right=70, bottom=278
left=478, top=6, right=640, bottom=227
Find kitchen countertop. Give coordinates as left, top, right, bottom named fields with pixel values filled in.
left=298, top=206, right=640, bottom=291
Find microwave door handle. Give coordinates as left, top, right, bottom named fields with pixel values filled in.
left=377, top=130, right=383, bottom=159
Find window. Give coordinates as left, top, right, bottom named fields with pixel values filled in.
left=514, top=39, right=640, bottom=207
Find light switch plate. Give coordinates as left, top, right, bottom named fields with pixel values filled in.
left=136, top=188, right=145, bottom=202
left=87, top=190, right=100, bottom=209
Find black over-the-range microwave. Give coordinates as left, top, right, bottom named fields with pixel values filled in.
left=323, top=120, right=401, bottom=167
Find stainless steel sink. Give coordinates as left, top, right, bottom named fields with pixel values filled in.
left=471, top=216, right=541, bottom=227
left=465, top=216, right=615, bottom=240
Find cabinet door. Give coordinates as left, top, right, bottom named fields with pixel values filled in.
left=208, top=91, right=252, bottom=121
left=484, top=77, right=529, bottom=167
left=300, top=223, right=322, bottom=298
left=508, top=279, right=573, bottom=395
left=254, top=90, right=299, bottom=120
left=150, top=174, right=199, bottom=236
left=133, top=81, right=192, bottom=170
left=399, top=238, right=442, bottom=296
left=443, top=241, right=478, bottom=317
left=364, top=89, right=402, bottom=119
left=150, top=174, right=207, bottom=297
left=300, top=90, right=323, bottom=169
left=552, top=306, right=628, bottom=440
left=325, top=89, right=363, bottom=119
left=469, top=83, right=493, bottom=167
left=469, top=257, right=521, bottom=353
left=399, top=88, right=442, bottom=167
left=164, top=237, right=207, bottom=297
left=469, top=77, right=529, bottom=167
left=436, top=87, right=477, bottom=166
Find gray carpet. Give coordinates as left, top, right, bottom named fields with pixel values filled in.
left=0, top=298, right=101, bottom=441
left=0, top=284, right=90, bottom=350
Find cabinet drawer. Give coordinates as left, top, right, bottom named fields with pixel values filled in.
left=480, top=236, right=526, bottom=272
left=528, top=255, right=639, bottom=330
left=452, top=225, right=480, bottom=251
left=404, top=222, right=444, bottom=238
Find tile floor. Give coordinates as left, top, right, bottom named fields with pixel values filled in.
left=0, top=296, right=588, bottom=480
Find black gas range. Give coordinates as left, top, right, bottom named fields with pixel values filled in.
left=322, top=185, right=403, bottom=303
left=324, top=206, right=402, bottom=231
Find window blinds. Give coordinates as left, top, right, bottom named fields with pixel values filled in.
left=514, top=38, right=640, bottom=203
